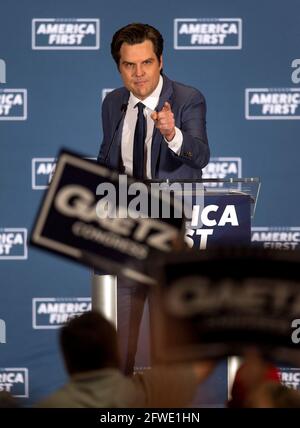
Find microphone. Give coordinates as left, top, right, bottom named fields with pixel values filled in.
left=102, top=103, right=128, bottom=164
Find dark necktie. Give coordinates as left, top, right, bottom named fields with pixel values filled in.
left=132, top=102, right=146, bottom=179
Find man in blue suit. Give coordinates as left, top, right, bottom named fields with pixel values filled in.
left=97, top=23, right=210, bottom=374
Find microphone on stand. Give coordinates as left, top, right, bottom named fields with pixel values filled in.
left=100, top=103, right=128, bottom=165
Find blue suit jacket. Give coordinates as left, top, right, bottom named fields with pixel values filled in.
left=98, top=74, right=209, bottom=179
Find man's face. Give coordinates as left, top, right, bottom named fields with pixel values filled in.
left=119, top=39, right=162, bottom=100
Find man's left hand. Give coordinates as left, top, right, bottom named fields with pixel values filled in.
left=151, top=102, right=176, bottom=141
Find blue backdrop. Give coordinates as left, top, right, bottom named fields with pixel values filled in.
left=1, top=0, right=300, bottom=406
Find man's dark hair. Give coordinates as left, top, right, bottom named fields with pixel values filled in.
left=111, top=23, right=164, bottom=69
left=60, top=311, right=120, bottom=375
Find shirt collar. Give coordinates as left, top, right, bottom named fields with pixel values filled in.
left=128, top=75, right=163, bottom=111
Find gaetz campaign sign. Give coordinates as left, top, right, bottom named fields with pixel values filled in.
left=150, top=247, right=300, bottom=365
left=30, top=150, right=185, bottom=284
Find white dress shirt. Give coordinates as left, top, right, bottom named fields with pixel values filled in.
left=121, top=75, right=183, bottom=179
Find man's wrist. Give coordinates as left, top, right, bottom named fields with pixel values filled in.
left=164, top=127, right=183, bottom=155
left=165, top=129, right=176, bottom=141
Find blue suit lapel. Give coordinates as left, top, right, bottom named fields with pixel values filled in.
left=151, top=75, right=173, bottom=178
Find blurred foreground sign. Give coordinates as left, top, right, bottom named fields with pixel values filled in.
left=31, top=150, right=184, bottom=284
left=150, top=248, right=300, bottom=364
